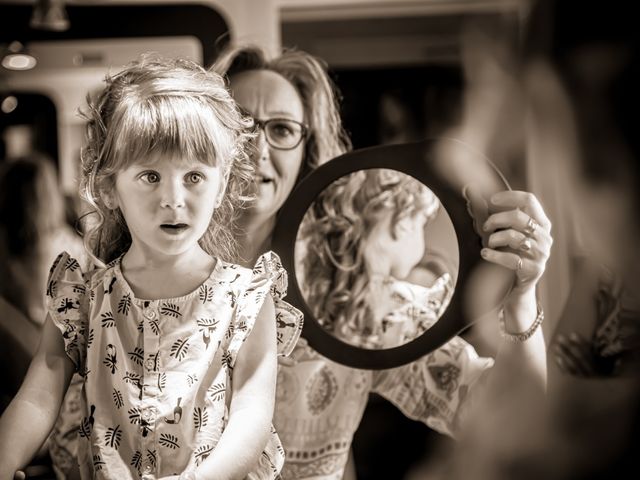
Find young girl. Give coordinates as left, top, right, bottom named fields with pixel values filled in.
left=0, top=55, right=302, bottom=480
left=297, top=168, right=454, bottom=349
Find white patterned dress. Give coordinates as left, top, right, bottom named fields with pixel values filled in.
left=45, top=251, right=303, bottom=479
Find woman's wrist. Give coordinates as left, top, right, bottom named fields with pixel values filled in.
left=502, top=287, right=538, bottom=332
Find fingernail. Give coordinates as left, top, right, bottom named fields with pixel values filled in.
left=569, top=333, right=580, bottom=342
left=481, top=248, right=489, bottom=258
left=482, top=221, right=490, bottom=231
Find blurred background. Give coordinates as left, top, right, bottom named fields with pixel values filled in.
left=1, top=0, right=639, bottom=479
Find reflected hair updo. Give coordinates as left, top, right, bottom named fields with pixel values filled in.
left=299, top=169, right=439, bottom=340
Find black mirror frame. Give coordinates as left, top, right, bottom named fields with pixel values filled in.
left=272, top=140, right=510, bottom=369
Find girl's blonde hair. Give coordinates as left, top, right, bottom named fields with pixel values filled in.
left=299, top=169, right=439, bottom=339
left=212, top=45, right=351, bottom=180
left=80, top=55, right=254, bottom=265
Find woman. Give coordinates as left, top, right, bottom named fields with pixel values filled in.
left=213, top=45, right=552, bottom=480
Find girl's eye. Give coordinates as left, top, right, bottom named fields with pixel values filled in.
left=186, top=172, right=205, bottom=184
left=141, top=172, right=160, bottom=184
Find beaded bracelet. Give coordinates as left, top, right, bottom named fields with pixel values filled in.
left=499, top=302, right=544, bottom=342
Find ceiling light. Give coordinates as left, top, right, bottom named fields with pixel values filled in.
left=2, top=41, right=37, bottom=71
left=30, top=0, right=70, bottom=32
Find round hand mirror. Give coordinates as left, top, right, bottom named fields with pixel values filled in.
left=272, top=139, right=512, bottom=369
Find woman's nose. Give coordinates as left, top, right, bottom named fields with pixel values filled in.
left=160, top=179, right=186, bottom=209
left=251, top=130, right=270, bottom=163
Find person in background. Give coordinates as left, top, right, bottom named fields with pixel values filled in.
left=214, top=44, right=552, bottom=480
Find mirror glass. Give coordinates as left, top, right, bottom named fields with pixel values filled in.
left=294, top=168, right=459, bottom=349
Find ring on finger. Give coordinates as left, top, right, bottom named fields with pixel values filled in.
left=516, top=256, right=524, bottom=271
left=523, top=217, right=538, bottom=237
left=519, top=237, right=532, bottom=252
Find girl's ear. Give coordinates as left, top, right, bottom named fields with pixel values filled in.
left=214, top=175, right=229, bottom=208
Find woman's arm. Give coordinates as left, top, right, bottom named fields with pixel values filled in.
left=0, top=316, right=75, bottom=479
left=480, top=190, right=552, bottom=390
left=194, top=295, right=278, bottom=480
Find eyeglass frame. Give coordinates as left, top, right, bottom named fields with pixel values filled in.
left=250, top=117, right=309, bottom=151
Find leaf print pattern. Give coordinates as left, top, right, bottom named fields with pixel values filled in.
left=222, top=351, right=233, bottom=371
left=160, top=302, right=181, bottom=318
left=170, top=337, right=190, bottom=362
left=79, top=408, right=94, bottom=438
left=87, top=328, right=94, bottom=349
left=93, top=454, right=105, bottom=471
left=112, top=389, right=124, bottom=409
left=65, top=257, right=80, bottom=272
left=72, top=284, right=86, bottom=295
left=195, top=444, right=213, bottom=466
left=128, top=347, right=144, bottom=366
left=207, top=383, right=225, bottom=402
left=193, top=407, right=208, bottom=432
left=117, top=294, right=131, bottom=316
left=131, top=450, right=142, bottom=471
left=147, top=449, right=157, bottom=468
left=137, top=320, right=144, bottom=332
left=101, top=311, right=115, bottom=328
left=46, top=279, right=57, bottom=298
left=198, top=284, right=214, bottom=303
left=159, top=433, right=180, bottom=449
left=157, top=372, right=166, bottom=392
left=104, top=425, right=122, bottom=450
left=148, top=318, right=160, bottom=335
left=197, top=317, right=219, bottom=328
left=57, top=298, right=78, bottom=314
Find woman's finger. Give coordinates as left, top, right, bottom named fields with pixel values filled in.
left=490, top=190, right=552, bottom=230
left=487, top=228, right=539, bottom=252
left=480, top=248, right=542, bottom=284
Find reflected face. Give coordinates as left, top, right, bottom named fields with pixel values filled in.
left=229, top=70, right=306, bottom=220
left=366, top=210, right=430, bottom=280
left=111, top=152, right=223, bottom=260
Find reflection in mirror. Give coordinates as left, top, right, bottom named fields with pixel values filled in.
left=295, top=168, right=459, bottom=349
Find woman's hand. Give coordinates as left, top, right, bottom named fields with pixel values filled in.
left=481, top=190, right=553, bottom=299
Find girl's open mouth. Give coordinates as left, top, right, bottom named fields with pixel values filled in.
left=160, top=223, right=189, bottom=235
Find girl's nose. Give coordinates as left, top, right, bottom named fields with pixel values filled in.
left=160, top=180, right=186, bottom=209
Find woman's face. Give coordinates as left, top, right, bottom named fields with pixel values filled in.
left=229, top=69, right=306, bottom=221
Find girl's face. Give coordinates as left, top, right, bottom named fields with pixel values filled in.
left=229, top=69, right=306, bottom=222
left=109, top=153, right=225, bottom=261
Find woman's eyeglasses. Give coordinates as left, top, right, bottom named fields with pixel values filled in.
left=251, top=118, right=308, bottom=150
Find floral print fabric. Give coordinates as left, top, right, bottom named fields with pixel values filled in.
left=274, top=279, right=493, bottom=480
left=45, top=250, right=302, bottom=479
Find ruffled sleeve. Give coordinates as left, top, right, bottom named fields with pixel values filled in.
left=228, top=251, right=304, bottom=366
left=44, top=251, right=89, bottom=373
left=371, top=335, right=493, bottom=438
